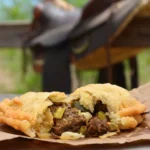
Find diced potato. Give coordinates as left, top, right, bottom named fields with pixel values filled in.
left=54, top=107, right=66, bottom=119
left=98, top=111, right=106, bottom=120
left=79, top=126, right=87, bottom=135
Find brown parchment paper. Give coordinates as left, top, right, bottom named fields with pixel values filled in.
left=0, top=83, right=150, bottom=146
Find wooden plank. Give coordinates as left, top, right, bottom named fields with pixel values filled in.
left=0, top=21, right=30, bottom=48
left=74, top=48, right=143, bottom=70
left=113, top=17, right=150, bottom=47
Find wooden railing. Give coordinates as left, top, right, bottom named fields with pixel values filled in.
left=0, top=20, right=30, bottom=48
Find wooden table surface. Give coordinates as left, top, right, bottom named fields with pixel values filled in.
left=0, top=94, right=150, bottom=150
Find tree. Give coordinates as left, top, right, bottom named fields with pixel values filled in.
left=67, top=0, right=88, bottom=7
left=0, top=0, right=88, bottom=20
left=0, top=0, right=40, bottom=20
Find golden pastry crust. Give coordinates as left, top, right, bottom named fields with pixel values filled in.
left=0, top=92, right=67, bottom=137
left=49, top=92, right=67, bottom=103
left=118, top=103, right=146, bottom=117
left=69, top=83, right=146, bottom=130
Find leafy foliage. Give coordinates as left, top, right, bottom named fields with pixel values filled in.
left=0, top=0, right=39, bottom=20
left=0, top=0, right=88, bottom=20
left=67, top=0, right=88, bottom=7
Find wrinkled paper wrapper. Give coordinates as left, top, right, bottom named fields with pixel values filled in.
left=0, top=83, right=150, bottom=147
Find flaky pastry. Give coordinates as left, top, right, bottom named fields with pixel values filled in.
left=0, top=92, right=67, bottom=137
left=69, top=83, right=147, bottom=130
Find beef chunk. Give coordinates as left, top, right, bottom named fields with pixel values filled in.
left=86, top=117, right=109, bottom=137
left=51, top=106, right=86, bottom=136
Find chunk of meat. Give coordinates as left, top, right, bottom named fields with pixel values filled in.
left=86, top=117, right=109, bottom=137
left=50, top=106, right=86, bottom=136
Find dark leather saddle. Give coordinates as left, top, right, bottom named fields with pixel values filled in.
left=25, top=0, right=141, bottom=59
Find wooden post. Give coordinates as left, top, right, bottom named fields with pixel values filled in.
left=22, top=46, right=28, bottom=76
left=105, top=44, right=113, bottom=83
left=129, top=56, right=138, bottom=88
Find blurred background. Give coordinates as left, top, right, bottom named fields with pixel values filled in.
left=0, top=0, right=149, bottom=94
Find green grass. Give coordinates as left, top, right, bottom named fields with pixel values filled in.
left=0, top=48, right=149, bottom=94
left=138, top=49, right=150, bottom=84
left=0, top=49, right=42, bottom=94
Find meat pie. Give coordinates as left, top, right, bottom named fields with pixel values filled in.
left=0, top=84, right=147, bottom=140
